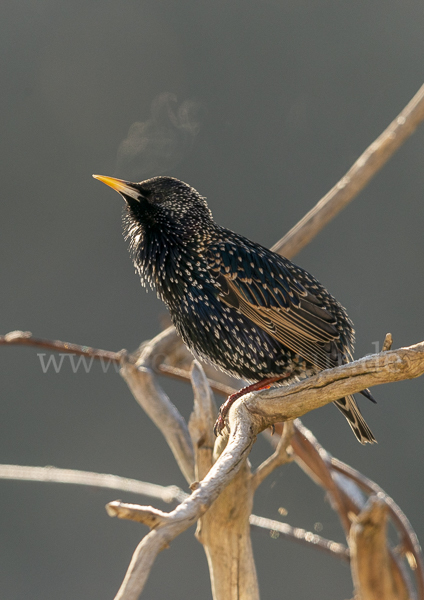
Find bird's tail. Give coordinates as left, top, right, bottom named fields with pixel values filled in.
left=334, top=395, right=377, bottom=444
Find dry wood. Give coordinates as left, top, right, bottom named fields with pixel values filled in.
left=120, top=328, right=195, bottom=484
left=290, top=423, right=416, bottom=599
left=241, top=341, right=424, bottom=432
left=109, top=339, right=424, bottom=599
left=383, top=333, right=394, bottom=352
left=109, top=403, right=256, bottom=600
left=249, top=514, right=349, bottom=562
left=2, top=82, right=424, bottom=600
left=0, top=465, right=186, bottom=503
left=271, top=83, right=424, bottom=259
left=107, top=502, right=170, bottom=528
left=331, top=458, right=424, bottom=599
left=350, top=497, right=409, bottom=600
left=0, top=462, right=350, bottom=566
left=188, top=360, right=217, bottom=482
left=196, top=460, right=259, bottom=600
left=187, top=360, right=259, bottom=600
left=252, top=420, right=294, bottom=490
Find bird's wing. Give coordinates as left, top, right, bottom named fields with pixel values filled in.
left=207, top=239, right=343, bottom=370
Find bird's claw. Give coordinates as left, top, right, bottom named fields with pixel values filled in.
left=213, top=411, right=226, bottom=436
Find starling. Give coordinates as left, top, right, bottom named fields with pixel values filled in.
left=93, top=174, right=376, bottom=444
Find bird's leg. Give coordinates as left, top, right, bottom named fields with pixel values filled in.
left=214, top=374, right=292, bottom=436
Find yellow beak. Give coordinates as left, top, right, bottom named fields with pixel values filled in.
left=92, top=174, right=140, bottom=201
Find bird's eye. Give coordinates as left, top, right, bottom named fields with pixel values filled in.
left=138, top=185, right=152, bottom=198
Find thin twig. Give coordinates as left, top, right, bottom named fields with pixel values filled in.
left=0, top=328, right=237, bottom=399
left=159, top=363, right=235, bottom=396
left=252, top=421, right=294, bottom=490
left=290, top=420, right=356, bottom=533
left=0, top=330, right=124, bottom=362
left=120, top=359, right=195, bottom=485
left=0, top=464, right=187, bottom=503
left=249, top=514, right=350, bottom=563
left=383, top=333, right=394, bottom=352
left=0, top=463, right=349, bottom=564
left=107, top=502, right=170, bottom=528
left=271, top=83, right=424, bottom=258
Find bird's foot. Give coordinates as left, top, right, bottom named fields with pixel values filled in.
left=213, top=375, right=291, bottom=436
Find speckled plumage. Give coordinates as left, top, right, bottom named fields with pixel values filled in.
left=94, top=174, right=376, bottom=444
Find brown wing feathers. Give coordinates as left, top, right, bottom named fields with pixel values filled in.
left=216, top=271, right=342, bottom=371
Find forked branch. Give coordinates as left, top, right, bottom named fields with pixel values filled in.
left=2, top=81, right=424, bottom=600
left=107, top=339, right=424, bottom=599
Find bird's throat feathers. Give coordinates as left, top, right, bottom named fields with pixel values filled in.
left=123, top=209, right=212, bottom=303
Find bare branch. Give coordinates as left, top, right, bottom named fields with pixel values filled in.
left=0, top=463, right=350, bottom=565
left=107, top=501, right=169, bottom=528
left=331, top=458, right=424, bottom=598
left=249, top=514, right=350, bottom=563
left=196, top=460, right=259, bottom=600
left=112, top=326, right=196, bottom=484
left=111, top=401, right=256, bottom=600
left=383, top=333, right=394, bottom=352
left=111, top=335, right=424, bottom=600
left=271, top=83, right=424, bottom=258
left=0, top=330, right=123, bottom=362
left=113, top=531, right=169, bottom=600
left=240, top=342, right=424, bottom=432
left=252, top=421, right=294, bottom=490
left=290, top=420, right=356, bottom=533
left=191, top=362, right=260, bottom=600
left=289, top=423, right=419, bottom=598
left=188, top=360, right=217, bottom=481
left=120, top=357, right=195, bottom=485
left=159, top=363, right=235, bottom=396
left=114, top=331, right=423, bottom=596
left=350, top=497, right=409, bottom=600
left=0, top=327, right=238, bottom=404
left=0, top=464, right=187, bottom=503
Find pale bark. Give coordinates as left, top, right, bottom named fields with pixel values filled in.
left=189, top=360, right=259, bottom=600
left=108, top=339, right=424, bottom=599
left=0, top=465, right=186, bottom=503
left=0, top=462, right=350, bottom=564
left=2, top=81, right=424, bottom=600
left=350, top=498, right=410, bottom=600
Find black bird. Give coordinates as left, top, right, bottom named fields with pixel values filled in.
left=93, top=174, right=376, bottom=444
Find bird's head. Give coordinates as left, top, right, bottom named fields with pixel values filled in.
left=93, top=174, right=213, bottom=242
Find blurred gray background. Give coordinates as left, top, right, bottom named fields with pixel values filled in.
left=1, top=1, right=424, bottom=598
